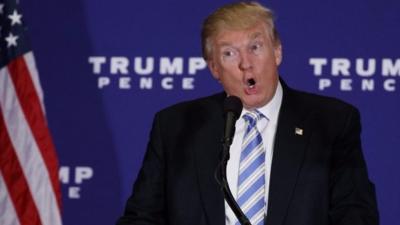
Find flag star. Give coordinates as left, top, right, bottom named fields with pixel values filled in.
left=5, top=33, right=19, bottom=47
left=0, top=4, right=5, bottom=15
left=8, top=10, right=23, bottom=26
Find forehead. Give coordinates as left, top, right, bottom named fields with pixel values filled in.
left=213, top=23, right=270, bottom=47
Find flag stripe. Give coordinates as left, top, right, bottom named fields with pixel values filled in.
left=8, top=55, right=62, bottom=210
left=24, top=53, right=45, bottom=113
left=0, top=60, right=62, bottom=225
left=0, top=108, right=42, bottom=225
left=0, top=173, right=22, bottom=225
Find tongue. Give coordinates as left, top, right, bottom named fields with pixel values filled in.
left=245, top=83, right=257, bottom=94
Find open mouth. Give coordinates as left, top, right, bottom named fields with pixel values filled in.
left=247, top=78, right=256, bottom=89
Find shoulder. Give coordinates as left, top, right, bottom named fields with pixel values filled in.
left=280, top=83, right=361, bottom=135
left=148, top=92, right=226, bottom=144
left=154, top=92, right=226, bottom=124
left=284, top=85, right=359, bottom=117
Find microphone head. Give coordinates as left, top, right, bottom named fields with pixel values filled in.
left=223, top=96, right=243, bottom=120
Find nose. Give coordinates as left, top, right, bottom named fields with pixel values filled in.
left=238, top=51, right=252, bottom=71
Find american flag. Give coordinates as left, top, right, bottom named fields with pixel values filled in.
left=0, top=0, right=62, bottom=225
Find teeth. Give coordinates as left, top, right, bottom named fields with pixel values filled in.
left=247, top=78, right=256, bottom=88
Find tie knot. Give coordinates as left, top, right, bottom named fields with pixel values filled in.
left=243, top=110, right=263, bottom=125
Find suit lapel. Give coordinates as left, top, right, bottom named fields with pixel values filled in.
left=265, top=85, right=313, bottom=225
left=193, top=93, right=226, bottom=225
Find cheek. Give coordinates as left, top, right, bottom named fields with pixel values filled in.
left=219, top=71, right=242, bottom=90
left=219, top=63, right=240, bottom=78
left=220, top=73, right=239, bottom=86
left=221, top=59, right=239, bottom=69
left=259, top=52, right=278, bottom=68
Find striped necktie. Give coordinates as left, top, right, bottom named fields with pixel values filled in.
left=236, top=110, right=265, bottom=225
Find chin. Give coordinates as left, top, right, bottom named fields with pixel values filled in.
left=242, top=102, right=260, bottom=110
left=242, top=96, right=264, bottom=109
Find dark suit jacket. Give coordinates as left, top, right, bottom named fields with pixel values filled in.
left=117, top=83, right=379, bottom=225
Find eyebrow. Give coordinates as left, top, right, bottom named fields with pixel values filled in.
left=216, top=31, right=264, bottom=48
left=217, top=42, right=235, bottom=48
left=249, top=32, right=263, bottom=40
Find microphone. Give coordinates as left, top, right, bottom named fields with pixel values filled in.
left=218, top=96, right=251, bottom=225
left=223, top=96, right=243, bottom=146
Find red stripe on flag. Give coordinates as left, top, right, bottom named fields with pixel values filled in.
left=0, top=109, right=43, bottom=225
left=7, top=56, right=62, bottom=210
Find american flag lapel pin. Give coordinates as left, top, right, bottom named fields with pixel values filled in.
left=295, top=127, right=303, bottom=136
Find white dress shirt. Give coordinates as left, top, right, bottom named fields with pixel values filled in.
left=225, top=81, right=283, bottom=225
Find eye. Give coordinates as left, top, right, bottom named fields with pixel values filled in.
left=250, top=42, right=263, bottom=53
left=221, top=48, right=238, bottom=61
left=222, top=50, right=236, bottom=57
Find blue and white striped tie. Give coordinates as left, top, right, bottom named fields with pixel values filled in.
left=237, top=110, right=265, bottom=225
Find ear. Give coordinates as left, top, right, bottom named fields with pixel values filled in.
left=274, top=44, right=282, bottom=66
left=207, top=59, right=220, bottom=80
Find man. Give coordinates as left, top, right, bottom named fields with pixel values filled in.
left=117, top=2, right=379, bottom=225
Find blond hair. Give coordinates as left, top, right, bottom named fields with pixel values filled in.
left=201, top=1, right=280, bottom=60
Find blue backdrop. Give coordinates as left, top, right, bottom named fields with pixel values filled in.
left=20, top=0, right=400, bottom=224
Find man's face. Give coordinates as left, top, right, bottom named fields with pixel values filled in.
left=207, top=22, right=282, bottom=110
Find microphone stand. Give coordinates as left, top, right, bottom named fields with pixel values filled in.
left=219, top=137, right=251, bottom=225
